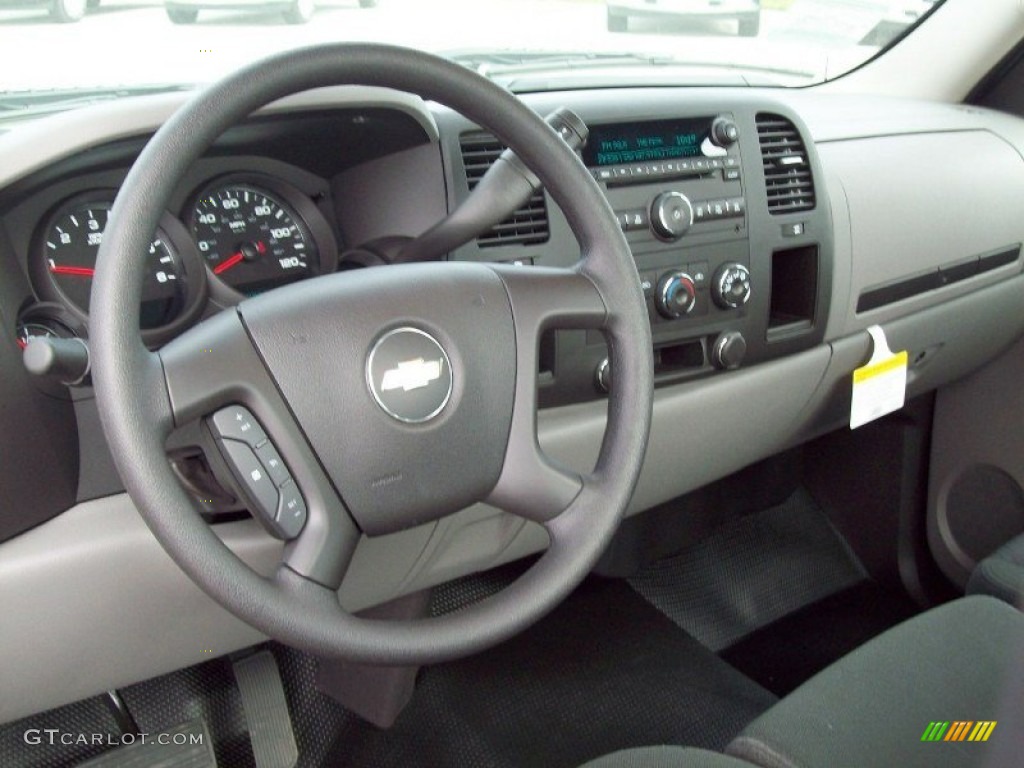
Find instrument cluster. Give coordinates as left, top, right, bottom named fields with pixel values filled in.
left=20, top=170, right=339, bottom=347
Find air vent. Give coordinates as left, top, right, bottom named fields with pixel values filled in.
left=459, top=132, right=549, bottom=248
left=756, top=114, right=816, bottom=215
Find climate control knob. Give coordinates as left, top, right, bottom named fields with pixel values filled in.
left=656, top=271, right=697, bottom=319
left=650, top=192, right=694, bottom=240
left=712, top=263, right=752, bottom=309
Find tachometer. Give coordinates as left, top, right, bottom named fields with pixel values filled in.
left=43, top=204, right=183, bottom=326
left=189, top=181, right=320, bottom=296
left=30, top=192, right=207, bottom=346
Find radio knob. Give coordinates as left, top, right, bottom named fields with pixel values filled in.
left=650, top=191, right=694, bottom=240
left=711, top=117, right=740, bottom=147
left=712, top=263, right=752, bottom=309
left=712, top=331, right=747, bottom=370
left=656, top=271, right=697, bottom=319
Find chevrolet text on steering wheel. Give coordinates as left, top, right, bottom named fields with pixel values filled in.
left=91, top=43, right=654, bottom=664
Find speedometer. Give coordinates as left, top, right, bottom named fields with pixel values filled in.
left=190, top=181, right=319, bottom=296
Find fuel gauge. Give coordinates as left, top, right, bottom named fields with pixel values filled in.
left=15, top=321, right=69, bottom=350
left=14, top=302, right=83, bottom=353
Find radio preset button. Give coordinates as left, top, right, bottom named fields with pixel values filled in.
left=617, top=208, right=649, bottom=231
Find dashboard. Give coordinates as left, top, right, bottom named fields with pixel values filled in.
left=2, top=81, right=1024, bottom=723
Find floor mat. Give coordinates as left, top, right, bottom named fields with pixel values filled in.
left=628, top=488, right=867, bottom=651
left=276, top=576, right=777, bottom=768
left=720, top=581, right=921, bottom=697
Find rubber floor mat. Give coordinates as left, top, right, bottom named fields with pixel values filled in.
left=275, top=577, right=777, bottom=768
left=629, top=488, right=867, bottom=651
left=720, top=581, right=921, bottom=696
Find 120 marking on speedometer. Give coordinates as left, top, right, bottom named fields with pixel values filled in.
left=190, top=182, right=317, bottom=296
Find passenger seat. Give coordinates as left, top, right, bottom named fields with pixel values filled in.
left=968, top=533, right=1024, bottom=608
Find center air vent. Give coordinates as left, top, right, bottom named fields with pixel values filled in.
left=459, top=132, right=550, bottom=248
left=756, top=114, right=816, bottom=215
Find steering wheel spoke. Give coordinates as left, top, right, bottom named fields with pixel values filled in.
left=159, top=309, right=360, bottom=589
left=483, top=265, right=606, bottom=523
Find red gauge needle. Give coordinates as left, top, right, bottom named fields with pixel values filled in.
left=213, top=252, right=245, bottom=275
left=49, top=265, right=95, bottom=277
left=16, top=338, right=27, bottom=350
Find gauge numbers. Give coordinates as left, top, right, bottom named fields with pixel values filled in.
left=191, top=183, right=317, bottom=295
left=42, top=202, right=185, bottom=330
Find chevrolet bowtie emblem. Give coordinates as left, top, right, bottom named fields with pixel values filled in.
left=380, top=357, right=445, bottom=393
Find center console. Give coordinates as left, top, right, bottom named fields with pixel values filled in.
left=449, top=98, right=833, bottom=407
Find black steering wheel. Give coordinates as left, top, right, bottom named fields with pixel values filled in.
left=91, top=44, right=654, bottom=664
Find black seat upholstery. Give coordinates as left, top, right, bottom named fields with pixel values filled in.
left=581, top=596, right=1024, bottom=768
left=968, top=533, right=1024, bottom=608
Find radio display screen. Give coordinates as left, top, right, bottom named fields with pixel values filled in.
left=583, top=117, right=711, bottom=167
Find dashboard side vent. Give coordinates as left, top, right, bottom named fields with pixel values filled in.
left=756, top=114, right=816, bottom=215
left=459, top=132, right=549, bottom=248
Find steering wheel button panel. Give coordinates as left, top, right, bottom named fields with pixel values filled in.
left=255, top=441, right=291, bottom=487
left=211, top=405, right=267, bottom=447
left=219, top=438, right=281, bottom=530
left=276, top=480, right=308, bottom=539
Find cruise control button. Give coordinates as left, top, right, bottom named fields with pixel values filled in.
left=211, top=405, right=267, bottom=448
left=221, top=438, right=280, bottom=524
left=256, top=441, right=290, bottom=487
left=276, top=480, right=307, bottom=539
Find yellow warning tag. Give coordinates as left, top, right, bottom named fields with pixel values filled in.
left=850, top=325, right=908, bottom=429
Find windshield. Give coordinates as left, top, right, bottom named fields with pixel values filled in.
left=0, top=0, right=942, bottom=97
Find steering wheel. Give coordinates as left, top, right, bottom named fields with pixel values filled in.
left=91, top=44, right=654, bottom=664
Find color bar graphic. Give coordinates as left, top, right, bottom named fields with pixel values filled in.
left=921, top=721, right=996, bottom=742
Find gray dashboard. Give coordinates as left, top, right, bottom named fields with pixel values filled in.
left=1, top=83, right=1023, bottom=724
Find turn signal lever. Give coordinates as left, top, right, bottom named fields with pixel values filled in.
left=390, top=107, right=588, bottom=265
left=23, top=336, right=91, bottom=386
